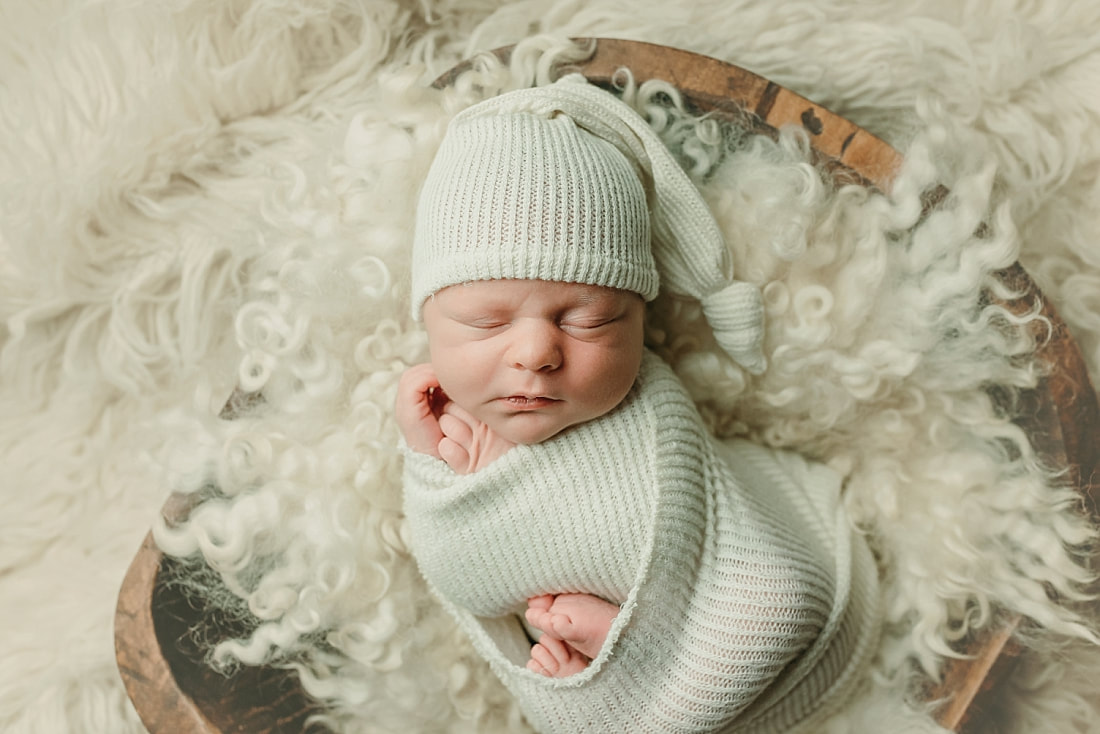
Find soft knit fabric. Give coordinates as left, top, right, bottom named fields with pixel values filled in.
left=412, top=76, right=767, bottom=375
left=412, top=111, right=657, bottom=307
left=403, top=351, right=880, bottom=733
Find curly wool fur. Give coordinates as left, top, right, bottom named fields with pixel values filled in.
left=4, top=2, right=1100, bottom=733
left=150, top=44, right=1098, bottom=733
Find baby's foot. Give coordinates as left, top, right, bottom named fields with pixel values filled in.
left=526, top=635, right=589, bottom=678
left=525, top=593, right=619, bottom=661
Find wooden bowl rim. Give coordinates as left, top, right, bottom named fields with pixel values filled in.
left=115, top=37, right=1100, bottom=734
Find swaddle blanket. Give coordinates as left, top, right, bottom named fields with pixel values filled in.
left=403, top=351, right=880, bottom=733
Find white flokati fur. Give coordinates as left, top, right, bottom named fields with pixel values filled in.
left=3, top=2, right=1100, bottom=733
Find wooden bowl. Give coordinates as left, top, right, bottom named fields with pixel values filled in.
left=114, top=38, right=1100, bottom=734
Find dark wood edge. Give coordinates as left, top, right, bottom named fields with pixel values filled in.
left=432, top=38, right=903, bottom=189
left=116, top=487, right=326, bottom=733
left=112, top=384, right=256, bottom=728
left=923, top=271, right=1100, bottom=728
left=1003, top=262, right=1100, bottom=516
left=115, top=527, right=220, bottom=734
left=927, top=618, right=1023, bottom=730
left=579, top=39, right=903, bottom=188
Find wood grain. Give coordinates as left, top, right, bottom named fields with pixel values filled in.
left=115, top=528, right=217, bottom=734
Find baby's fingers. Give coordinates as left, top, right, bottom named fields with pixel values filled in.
left=439, top=400, right=481, bottom=427
left=395, top=366, right=445, bottom=456
left=398, top=363, right=440, bottom=397
left=438, top=437, right=471, bottom=474
left=438, top=411, right=474, bottom=446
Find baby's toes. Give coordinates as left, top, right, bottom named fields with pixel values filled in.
left=527, top=594, right=555, bottom=612
left=528, top=643, right=560, bottom=677
left=524, top=606, right=551, bottom=634
left=533, top=636, right=589, bottom=678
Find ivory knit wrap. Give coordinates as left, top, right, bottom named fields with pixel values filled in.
left=402, top=352, right=880, bottom=733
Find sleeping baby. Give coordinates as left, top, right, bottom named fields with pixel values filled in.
left=395, top=76, right=880, bottom=734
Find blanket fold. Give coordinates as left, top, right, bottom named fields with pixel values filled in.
left=403, top=351, right=880, bottom=733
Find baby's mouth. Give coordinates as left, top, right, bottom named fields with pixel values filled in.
left=502, top=396, right=558, bottom=409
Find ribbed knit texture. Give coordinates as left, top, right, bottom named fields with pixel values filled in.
left=413, top=112, right=657, bottom=311
left=412, top=76, right=768, bottom=374
left=403, top=352, right=880, bottom=733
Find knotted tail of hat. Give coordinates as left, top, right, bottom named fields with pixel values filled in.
left=438, top=75, right=767, bottom=374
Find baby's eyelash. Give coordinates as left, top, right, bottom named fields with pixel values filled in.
left=561, top=316, right=615, bottom=329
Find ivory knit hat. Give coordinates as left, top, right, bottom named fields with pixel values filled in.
left=413, top=75, right=767, bottom=374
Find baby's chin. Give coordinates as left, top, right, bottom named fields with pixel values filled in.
left=489, top=413, right=585, bottom=446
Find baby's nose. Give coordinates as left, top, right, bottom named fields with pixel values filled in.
left=508, top=322, right=562, bottom=372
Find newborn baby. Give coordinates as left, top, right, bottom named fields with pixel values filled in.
left=398, top=277, right=644, bottom=676
left=395, top=76, right=880, bottom=733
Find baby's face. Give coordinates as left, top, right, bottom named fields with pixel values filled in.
left=422, top=279, right=645, bottom=445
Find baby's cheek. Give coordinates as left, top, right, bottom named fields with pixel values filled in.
left=432, top=366, right=472, bottom=405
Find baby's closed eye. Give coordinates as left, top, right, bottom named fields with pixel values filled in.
left=558, top=308, right=623, bottom=333
left=560, top=316, right=615, bottom=330
left=463, top=318, right=509, bottom=330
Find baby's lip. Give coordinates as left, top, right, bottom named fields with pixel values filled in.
left=499, top=395, right=560, bottom=410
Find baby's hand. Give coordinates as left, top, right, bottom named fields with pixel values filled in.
left=437, top=401, right=515, bottom=474
left=395, top=364, right=514, bottom=474
left=395, top=363, right=447, bottom=459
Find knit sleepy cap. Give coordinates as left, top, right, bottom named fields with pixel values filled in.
left=412, top=74, right=767, bottom=374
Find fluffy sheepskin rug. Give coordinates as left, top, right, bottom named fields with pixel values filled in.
left=4, top=2, right=1100, bottom=732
